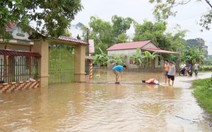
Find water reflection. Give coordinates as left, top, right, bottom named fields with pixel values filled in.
left=0, top=69, right=212, bottom=132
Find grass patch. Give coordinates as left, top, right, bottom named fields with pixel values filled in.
left=192, top=77, right=212, bottom=114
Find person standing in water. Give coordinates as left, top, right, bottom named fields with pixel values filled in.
left=167, top=61, right=176, bottom=86
left=164, top=60, right=169, bottom=85
left=112, top=65, right=127, bottom=84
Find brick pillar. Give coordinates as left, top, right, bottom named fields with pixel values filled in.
left=74, top=45, right=86, bottom=82
left=32, top=40, right=49, bottom=87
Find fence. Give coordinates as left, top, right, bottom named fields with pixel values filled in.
left=0, top=49, right=40, bottom=83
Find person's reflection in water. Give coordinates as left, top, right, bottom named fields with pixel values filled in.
left=163, top=86, right=175, bottom=98
left=146, top=84, right=159, bottom=90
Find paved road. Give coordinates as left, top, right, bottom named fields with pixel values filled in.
left=174, top=72, right=212, bottom=88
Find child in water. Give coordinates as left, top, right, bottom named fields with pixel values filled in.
left=142, top=78, right=159, bottom=85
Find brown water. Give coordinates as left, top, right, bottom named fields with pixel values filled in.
left=0, top=69, right=212, bottom=132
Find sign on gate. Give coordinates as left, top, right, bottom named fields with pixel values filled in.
left=88, top=39, right=95, bottom=54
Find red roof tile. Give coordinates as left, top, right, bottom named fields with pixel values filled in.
left=107, top=40, right=151, bottom=51
left=58, top=36, right=88, bottom=45
left=107, top=40, right=179, bottom=54
left=0, top=49, right=41, bottom=57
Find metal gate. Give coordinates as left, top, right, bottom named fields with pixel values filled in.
left=49, top=44, right=74, bottom=84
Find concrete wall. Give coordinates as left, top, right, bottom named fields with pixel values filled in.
left=142, top=42, right=158, bottom=49
left=108, top=49, right=136, bottom=56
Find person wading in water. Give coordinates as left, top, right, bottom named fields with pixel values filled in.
left=112, top=65, right=127, bottom=84
left=164, top=60, right=169, bottom=85
left=167, top=61, right=176, bottom=86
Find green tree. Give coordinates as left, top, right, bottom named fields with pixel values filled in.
left=92, top=48, right=109, bottom=67
left=163, top=28, right=187, bottom=60
left=143, top=51, right=160, bottom=68
left=149, top=0, right=212, bottom=30
left=129, top=48, right=145, bottom=65
left=108, top=54, right=126, bottom=66
left=143, top=51, right=159, bottom=60
left=84, top=16, right=134, bottom=54
left=0, top=0, right=82, bottom=39
left=111, top=15, right=133, bottom=43
left=133, top=21, right=167, bottom=47
left=133, top=20, right=186, bottom=60
left=116, top=33, right=128, bottom=43
left=182, top=47, right=205, bottom=64
left=186, top=38, right=208, bottom=56
left=88, top=16, right=113, bottom=54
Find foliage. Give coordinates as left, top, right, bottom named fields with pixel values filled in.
left=130, top=49, right=159, bottom=66
left=181, top=47, right=205, bottom=64
left=199, top=65, right=212, bottom=71
left=129, top=48, right=145, bottom=65
left=143, top=51, right=159, bottom=60
left=186, top=38, right=205, bottom=48
left=116, top=33, right=128, bottom=43
left=200, top=9, right=212, bottom=30
left=63, top=29, right=72, bottom=37
left=0, top=0, right=82, bottom=39
left=149, top=0, right=212, bottom=30
left=92, top=48, right=109, bottom=66
left=143, top=51, right=160, bottom=67
left=83, top=16, right=206, bottom=67
left=88, top=16, right=113, bottom=54
left=108, top=54, right=126, bottom=66
left=133, top=21, right=166, bottom=47
left=83, top=16, right=133, bottom=53
left=111, top=15, right=133, bottom=42
left=93, top=48, right=127, bottom=67
left=133, top=20, right=186, bottom=60
left=164, top=28, right=187, bottom=60
left=205, top=55, right=212, bottom=65
left=186, top=38, right=208, bottom=56
left=193, top=77, right=212, bottom=114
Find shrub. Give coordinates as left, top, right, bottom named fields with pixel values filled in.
left=199, top=65, right=212, bottom=71
left=193, top=77, right=212, bottom=113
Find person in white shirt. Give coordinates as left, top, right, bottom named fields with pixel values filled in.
left=167, top=61, right=176, bottom=86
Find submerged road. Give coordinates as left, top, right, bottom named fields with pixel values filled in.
left=0, top=70, right=211, bottom=132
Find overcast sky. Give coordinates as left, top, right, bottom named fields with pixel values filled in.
left=72, top=0, right=212, bottom=55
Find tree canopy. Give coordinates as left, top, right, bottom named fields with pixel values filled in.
left=133, top=20, right=186, bottom=60
left=0, top=0, right=82, bottom=39
left=133, top=20, right=167, bottom=47
left=84, top=16, right=133, bottom=54
left=149, top=0, right=212, bottom=30
left=111, top=15, right=133, bottom=43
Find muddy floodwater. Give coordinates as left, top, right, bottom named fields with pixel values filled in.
left=0, top=69, right=212, bottom=132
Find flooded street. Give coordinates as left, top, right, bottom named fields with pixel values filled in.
left=0, top=69, right=212, bottom=132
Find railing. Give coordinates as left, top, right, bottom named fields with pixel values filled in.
left=0, top=50, right=40, bottom=83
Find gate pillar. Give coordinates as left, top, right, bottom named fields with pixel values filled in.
left=74, top=45, right=86, bottom=82
left=33, top=40, right=49, bottom=87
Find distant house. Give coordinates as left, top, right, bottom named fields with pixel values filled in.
left=107, top=40, right=178, bottom=70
